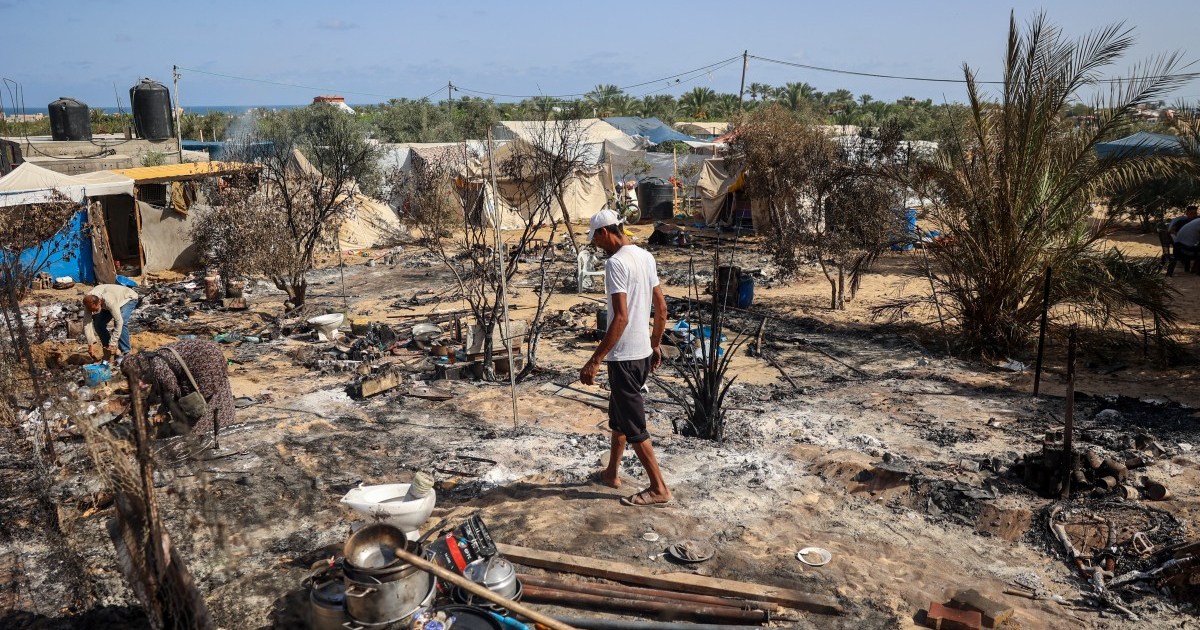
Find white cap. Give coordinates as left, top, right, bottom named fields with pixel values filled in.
left=587, top=208, right=624, bottom=241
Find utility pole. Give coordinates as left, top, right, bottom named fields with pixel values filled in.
left=447, top=81, right=455, bottom=114
left=737, top=50, right=749, bottom=110
left=172, top=65, right=184, bottom=163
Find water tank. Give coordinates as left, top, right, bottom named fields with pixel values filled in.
left=47, top=97, right=92, bottom=141
left=636, top=178, right=675, bottom=222
left=129, top=78, right=173, bottom=140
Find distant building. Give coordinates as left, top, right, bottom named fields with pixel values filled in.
left=313, top=95, right=355, bottom=114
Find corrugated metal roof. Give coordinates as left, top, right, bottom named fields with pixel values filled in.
left=111, top=161, right=259, bottom=183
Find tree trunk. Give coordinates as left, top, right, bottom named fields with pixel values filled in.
left=836, top=266, right=846, bottom=310
left=817, top=257, right=839, bottom=310
left=555, top=188, right=581, bottom=254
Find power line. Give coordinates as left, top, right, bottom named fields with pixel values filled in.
left=453, top=55, right=742, bottom=99
left=748, top=54, right=1200, bottom=86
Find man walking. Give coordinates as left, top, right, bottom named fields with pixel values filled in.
left=580, top=209, right=671, bottom=507
left=82, top=283, right=139, bottom=358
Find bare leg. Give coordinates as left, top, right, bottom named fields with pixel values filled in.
left=598, top=431, right=625, bottom=488
left=629, top=439, right=671, bottom=503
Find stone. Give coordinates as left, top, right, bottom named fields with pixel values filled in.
left=950, top=589, right=1014, bottom=628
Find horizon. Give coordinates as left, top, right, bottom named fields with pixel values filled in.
left=2, top=1, right=1198, bottom=113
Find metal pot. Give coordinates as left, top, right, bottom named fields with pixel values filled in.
left=342, top=523, right=417, bottom=576
left=303, top=566, right=348, bottom=630
left=464, top=555, right=518, bottom=598
left=343, top=570, right=435, bottom=628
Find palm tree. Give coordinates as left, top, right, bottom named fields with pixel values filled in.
left=639, top=95, right=679, bottom=123
left=826, top=89, right=855, bottom=113
left=859, top=94, right=874, bottom=107
left=747, top=82, right=773, bottom=101
left=776, top=83, right=810, bottom=113
left=712, top=93, right=742, bottom=119
left=894, top=13, right=1186, bottom=354
left=680, top=87, right=717, bottom=120
left=585, top=84, right=624, bottom=117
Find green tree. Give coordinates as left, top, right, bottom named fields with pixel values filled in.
left=898, top=13, right=1185, bottom=354
left=680, top=87, right=717, bottom=119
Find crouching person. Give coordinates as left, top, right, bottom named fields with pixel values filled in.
left=126, top=339, right=234, bottom=449
left=83, top=284, right=139, bottom=359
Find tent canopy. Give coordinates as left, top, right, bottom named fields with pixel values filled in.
left=603, top=117, right=699, bottom=145
left=492, top=119, right=643, bottom=165
left=0, top=162, right=87, bottom=206
left=1095, top=131, right=1186, bottom=159
left=0, top=162, right=137, bottom=206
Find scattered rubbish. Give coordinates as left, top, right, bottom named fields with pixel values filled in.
left=948, top=589, right=1013, bottom=628
left=642, top=532, right=660, bottom=543
left=795, top=547, right=832, bottom=567
left=925, top=601, right=982, bottom=630
left=994, top=359, right=1026, bottom=373
left=308, top=313, right=345, bottom=342
left=665, top=540, right=714, bottom=563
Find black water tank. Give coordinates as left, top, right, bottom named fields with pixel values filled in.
left=47, top=97, right=92, bottom=141
left=636, top=178, right=675, bottom=221
left=129, top=78, right=173, bottom=140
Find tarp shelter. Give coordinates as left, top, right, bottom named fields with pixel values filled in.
left=111, top=161, right=259, bottom=273
left=0, top=162, right=138, bottom=283
left=1095, top=132, right=1186, bottom=159
left=492, top=119, right=643, bottom=166
left=674, top=122, right=731, bottom=140
left=603, top=117, right=699, bottom=145
left=472, top=136, right=613, bottom=230
left=695, top=158, right=769, bottom=228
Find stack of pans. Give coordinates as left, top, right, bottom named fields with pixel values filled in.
left=340, top=523, right=437, bottom=628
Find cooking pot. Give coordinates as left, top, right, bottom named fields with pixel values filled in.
left=464, top=555, right=518, bottom=598
left=343, top=569, right=435, bottom=628
left=302, top=565, right=348, bottom=630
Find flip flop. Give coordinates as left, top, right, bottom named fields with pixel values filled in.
left=620, top=490, right=672, bottom=508
left=588, top=471, right=620, bottom=488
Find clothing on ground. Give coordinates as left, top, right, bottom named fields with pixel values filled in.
left=133, top=339, right=234, bottom=438
left=84, top=284, right=139, bottom=349
left=603, top=244, right=659, bottom=362
left=608, top=356, right=652, bottom=443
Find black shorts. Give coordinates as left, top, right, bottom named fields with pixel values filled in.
left=607, top=356, right=652, bottom=443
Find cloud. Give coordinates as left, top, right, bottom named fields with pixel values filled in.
left=317, top=18, right=357, bottom=31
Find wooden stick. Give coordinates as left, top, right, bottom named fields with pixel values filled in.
left=497, top=544, right=842, bottom=615
left=1033, top=266, right=1052, bottom=397
left=519, top=574, right=778, bottom=612
left=388, top=546, right=576, bottom=630
left=521, top=585, right=768, bottom=624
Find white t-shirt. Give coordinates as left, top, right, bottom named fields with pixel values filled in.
left=604, top=245, right=659, bottom=362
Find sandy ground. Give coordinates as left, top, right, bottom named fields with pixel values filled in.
left=3, top=220, right=1200, bottom=629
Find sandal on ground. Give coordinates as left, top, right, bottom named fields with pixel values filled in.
left=620, top=490, right=672, bottom=508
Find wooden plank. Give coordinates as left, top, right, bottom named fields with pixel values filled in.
left=87, top=201, right=117, bottom=285
left=359, top=371, right=404, bottom=397
left=496, top=543, right=843, bottom=615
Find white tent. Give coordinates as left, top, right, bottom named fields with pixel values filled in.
left=492, top=119, right=644, bottom=166
left=0, top=162, right=87, bottom=206
left=74, top=170, right=136, bottom=197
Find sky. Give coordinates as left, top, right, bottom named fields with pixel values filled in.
left=2, top=0, right=1198, bottom=110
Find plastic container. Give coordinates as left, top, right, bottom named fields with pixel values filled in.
left=738, top=274, right=755, bottom=308
left=82, top=364, right=112, bottom=387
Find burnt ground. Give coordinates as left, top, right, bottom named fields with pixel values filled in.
left=3, top=230, right=1200, bottom=629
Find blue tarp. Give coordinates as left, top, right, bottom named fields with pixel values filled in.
left=602, top=117, right=699, bottom=145
left=1094, top=132, right=1185, bottom=159
left=17, top=209, right=94, bottom=283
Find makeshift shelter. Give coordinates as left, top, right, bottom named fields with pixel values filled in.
left=110, top=161, right=259, bottom=273
left=695, top=158, right=769, bottom=228
left=471, top=136, right=612, bottom=230
left=1095, top=131, right=1186, bottom=159
left=674, top=122, right=731, bottom=140
left=0, top=162, right=138, bottom=283
left=492, top=119, right=643, bottom=166
left=603, top=117, right=699, bottom=145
